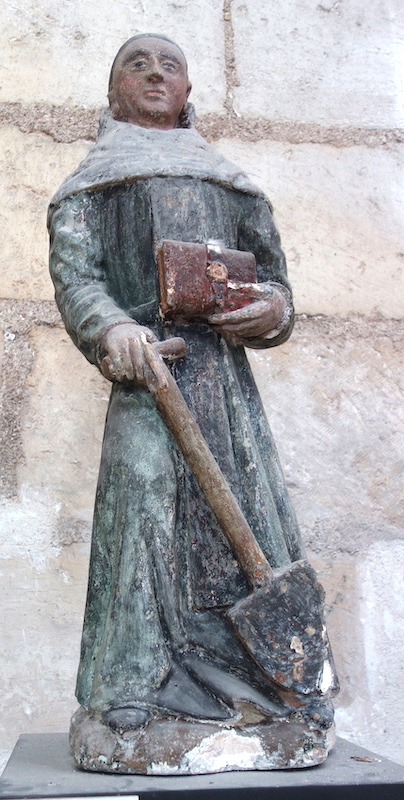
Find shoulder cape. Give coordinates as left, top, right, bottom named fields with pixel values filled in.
left=48, top=109, right=267, bottom=225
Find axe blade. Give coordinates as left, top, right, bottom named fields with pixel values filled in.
left=227, top=560, right=337, bottom=696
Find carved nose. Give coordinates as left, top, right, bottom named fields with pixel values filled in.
left=147, top=57, right=164, bottom=81
left=148, top=71, right=163, bottom=82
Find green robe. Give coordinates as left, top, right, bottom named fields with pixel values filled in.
left=49, top=174, right=304, bottom=721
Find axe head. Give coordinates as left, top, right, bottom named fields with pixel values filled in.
left=227, top=560, right=339, bottom=697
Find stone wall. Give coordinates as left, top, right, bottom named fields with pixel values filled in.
left=0, top=0, right=403, bottom=771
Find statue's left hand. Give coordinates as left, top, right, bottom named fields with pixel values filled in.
left=208, top=283, right=288, bottom=344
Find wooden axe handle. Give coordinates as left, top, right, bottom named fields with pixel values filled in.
left=153, top=338, right=274, bottom=589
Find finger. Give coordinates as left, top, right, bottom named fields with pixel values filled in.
left=100, top=355, right=116, bottom=382
left=128, top=337, right=146, bottom=383
left=113, top=337, right=137, bottom=381
left=227, top=282, right=274, bottom=302
left=248, top=282, right=274, bottom=301
left=209, top=299, right=270, bottom=325
left=154, top=337, right=187, bottom=361
left=219, top=310, right=271, bottom=331
left=209, top=309, right=245, bottom=325
left=222, top=319, right=271, bottom=337
left=144, top=329, right=158, bottom=344
left=141, top=335, right=168, bottom=392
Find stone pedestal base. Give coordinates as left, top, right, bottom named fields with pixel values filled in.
left=70, top=706, right=335, bottom=775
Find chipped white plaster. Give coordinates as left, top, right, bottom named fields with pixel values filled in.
left=320, top=660, right=334, bottom=694
left=182, top=729, right=265, bottom=773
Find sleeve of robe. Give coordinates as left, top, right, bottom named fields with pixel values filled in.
left=237, top=195, right=295, bottom=349
left=49, top=191, right=134, bottom=366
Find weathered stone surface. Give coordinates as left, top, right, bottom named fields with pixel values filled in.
left=216, top=138, right=404, bottom=318
left=70, top=706, right=335, bottom=774
left=339, top=541, right=404, bottom=764
left=249, top=317, right=403, bottom=547
left=0, top=127, right=89, bottom=300
left=18, top=325, right=108, bottom=524
left=0, top=2, right=225, bottom=113
left=231, top=0, right=404, bottom=128
left=0, top=539, right=89, bottom=767
left=1, top=102, right=402, bottom=148
left=311, top=542, right=404, bottom=767
left=0, top=103, right=101, bottom=145
left=0, top=301, right=61, bottom=499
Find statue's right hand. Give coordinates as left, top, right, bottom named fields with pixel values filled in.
left=99, top=323, right=164, bottom=387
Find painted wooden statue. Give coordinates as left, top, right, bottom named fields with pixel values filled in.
left=48, top=34, right=338, bottom=774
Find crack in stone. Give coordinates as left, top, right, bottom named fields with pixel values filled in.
left=222, top=0, right=239, bottom=116
left=0, top=102, right=99, bottom=144
left=198, top=116, right=404, bottom=148
left=0, top=102, right=402, bottom=148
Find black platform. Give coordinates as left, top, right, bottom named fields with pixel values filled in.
left=0, top=733, right=403, bottom=800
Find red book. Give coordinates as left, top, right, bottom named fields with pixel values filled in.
left=158, top=240, right=257, bottom=322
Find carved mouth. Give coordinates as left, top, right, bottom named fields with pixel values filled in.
left=144, top=89, right=165, bottom=97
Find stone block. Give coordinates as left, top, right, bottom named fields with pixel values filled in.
left=308, top=548, right=404, bottom=767
left=18, top=325, right=108, bottom=525
left=231, top=0, right=403, bottom=128
left=248, top=319, right=403, bottom=551
left=216, top=138, right=404, bottom=317
left=0, top=1, right=226, bottom=113
left=0, top=127, right=89, bottom=300
left=0, top=538, right=89, bottom=762
left=351, top=540, right=404, bottom=765
left=69, top=708, right=333, bottom=773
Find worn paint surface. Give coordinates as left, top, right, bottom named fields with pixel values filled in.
left=69, top=706, right=334, bottom=774
left=0, top=0, right=403, bottom=775
left=47, top=102, right=337, bottom=768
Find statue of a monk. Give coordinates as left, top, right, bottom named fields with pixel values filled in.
left=48, top=34, right=338, bottom=774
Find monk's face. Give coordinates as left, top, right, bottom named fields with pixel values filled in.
left=110, top=37, right=191, bottom=130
